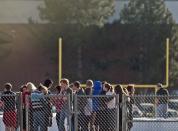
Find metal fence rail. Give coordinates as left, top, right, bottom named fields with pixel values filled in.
left=126, top=95, right=178, bottom=131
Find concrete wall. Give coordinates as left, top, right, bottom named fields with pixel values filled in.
left=132, top=118, right=178, bottom=131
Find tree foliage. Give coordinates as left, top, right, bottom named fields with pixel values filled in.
left=120, top=0, right=178, bottom=86
left=39, top=0, right=115, bottom=27
left=120, top=0, right=174, bottom=24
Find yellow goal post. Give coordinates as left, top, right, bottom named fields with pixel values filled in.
left=58, top=38, right=170, bottom=90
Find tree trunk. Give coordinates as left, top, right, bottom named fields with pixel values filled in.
left=77, top=45, right=82, bottom=80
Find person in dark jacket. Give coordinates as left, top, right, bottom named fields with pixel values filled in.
left=126, top=84, right=135, bottom=131
left=20, top=85, right=28, bottom=131
left=72, top=81, right=86, bottom=130
left=156, top=83, right=169, bottom=117
left=43, top=79, right=53, bottom=91
left=43, top=79, right=53, bottom=129
left=114, top=84, right=126, bottom=131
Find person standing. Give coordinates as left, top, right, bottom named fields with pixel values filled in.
left=43, top=79, right=53, bottom=93
left=83, top=80, right=93, bottom=131
left=30, top=83, right=46, bottom=131
left=58, top=78, right=73, bottom=131
left=26, top=82, right=37, bottom=131
left=91, top=81, right=102, bottom=131
left=72, top=81, right=86, bottom=130
left=52, top=85, right=64, bottom=131
left=156, top=83, right=169, bottom=118
left=43, top=79, right=53, bottom=130
left=105, top=83, right=116, bottom=131
left=126, top=84, right=135, bottom=131
left=114, top=84, right=125, bottom=131
left=96, top=81, right=107, bottom=131
left=20, top=85, right=28, bottom=131
left=1, top=83, right=17, bottom=131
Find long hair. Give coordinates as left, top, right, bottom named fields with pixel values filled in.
left=26, top=82, right=37, bottom=93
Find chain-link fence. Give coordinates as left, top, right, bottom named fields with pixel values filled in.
left=74, top=95, right=119, bottom=131
left=26, top=94, right=120, bottom=131
left=26, top=94, right=72, bottom=131
left=1, top=93, right=178, bottom=131
left=125, top=95, right=178, bottom=131
left=0, top=93, right=22, bottom=131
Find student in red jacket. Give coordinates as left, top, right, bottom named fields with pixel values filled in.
left=1, top=83, right=17, bottom=131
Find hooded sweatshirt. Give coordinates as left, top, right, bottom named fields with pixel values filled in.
left=92, top=81, right=102, bottom=112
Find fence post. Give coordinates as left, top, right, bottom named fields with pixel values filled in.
left=122, top=95, right=127, bottom=131
left=154, top=95, right=157, bottom=118
left=74, top=94, right=78, bottom=131
left=26, top=95, right=29, bottom=131
left=67, top=95, right=72, bottom=131
left=116, top=95, right=120, bottom=131
left=19, top=93, right=23, bottom=131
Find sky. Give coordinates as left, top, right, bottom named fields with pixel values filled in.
left=0, top=1, right=178, bottom=23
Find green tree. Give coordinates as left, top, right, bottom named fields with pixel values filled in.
left=120, top=0, right=178, bottom=87
left=39, top=0, right=114, bottom=27
left=38, top=0, right=115, bottom=80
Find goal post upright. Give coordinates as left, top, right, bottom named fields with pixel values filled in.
left=58, top=37, right=62, bottom=84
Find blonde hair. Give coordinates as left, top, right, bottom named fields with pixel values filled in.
left=86, top=79, right=93, bottom=87
left=122, top=87, right=129, bottom=96
left=26, top=82, right=37, bottom=92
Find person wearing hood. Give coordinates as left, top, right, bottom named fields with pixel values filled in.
left=90, top=81, right=102, bottom=130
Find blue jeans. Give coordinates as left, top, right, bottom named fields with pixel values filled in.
left=156, top=104, right=168, bottom=117
left=33, top=111, right=48, bottom=131
left=58, top=106, right=71, bottom=131
left=56, top=112, right=61, bottom=130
